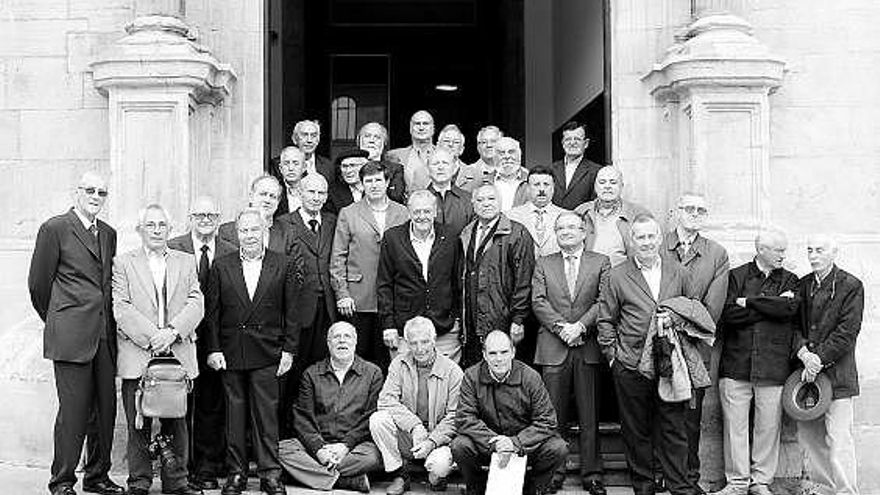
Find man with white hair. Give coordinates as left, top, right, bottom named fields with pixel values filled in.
left=291, top=119, right=333, bottom=181
left=492, top=136, right=530, bottom=212
left=438, top=124, right=468, bottom=173
left=457, top=125, right=502, bottom=192
left=796, top=235, right=864, bottom=495
left=386, top=110, right=436, bottom=192
left=168, top=195, right=236, bottom=490
left=218, top=174, right=295, bottom=256
left=427, top=146, right=474, bottom=238
left=663, top=192, right=729, bottom=491
left=714, top=229, right=800, bottom=495
left=113, top=203, right=204, bottom=495
left=370, top=317, right=464, bottom=494
left=29, top=171, right=124, bottom=495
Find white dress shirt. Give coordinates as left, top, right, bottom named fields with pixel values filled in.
left=145, top=248, right=168, bottom=325
left=410, top=226, right=436, bottom=280
left=241, top=250, right=264, bottom=300
left=495, top=178, right=520, bottom=212
left=635, top=255, right=662, bottom=301
left=564, top=156, right=582, bottom=188
left=350, top=185, right=364, bottom=203
left=191, top=233, right=216, bottom=267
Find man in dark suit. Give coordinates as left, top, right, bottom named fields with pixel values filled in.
left=218, top=174, right=293, bottom=256
left=206, top=208, right=302, bottom=495
left=28, top=171, right=124, bottom=495
left=168, top=195, right=236, bottom=491
left=551, top=121, right=603, bottom=211
left=325, top=149, right=369, bottom=216
left=274, top=146, right=305, bottom=218
left=292, top=119, right=333, bottom=182
left=532, top=211, right=611, bottom=494
left=377, top=190, right=463, bottom=362
left=597, top=214, right=700, bottom=495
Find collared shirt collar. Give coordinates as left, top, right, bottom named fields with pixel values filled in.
left=564, top=154, right=583, bottom=167
left=594, top=199, right=623, bottom=218
left=753, top=256, right=774, bottom=278
left=562, top=245, right=585, bottom=260
left=429, top=183, right=452, bottom=196
left=321, top=356, right=364, bottom=377
left=191, top=231, right=216, bottom=254
left=409, top=223, right=436, bottom=243
left=73, top=207, right=96, bottom=231
left=143, top=246, right=168, bottom=259
left=240, top=246, right=265, bottom=262
left=675, top=227, right=699, bottom=247
left=634, top=254, right=661, bottom=271
left=298, top=207, right=321, bottom=226
left=814, top=265, right=835, bottom=286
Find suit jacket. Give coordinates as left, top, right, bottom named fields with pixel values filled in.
left=218, top=217, right=293, bottom=256
left=376, top=222, right=463, bottom=335
left=206, top=250, right=302, bottom=370
left=550, top=157, right=603, bottom=210
left=597, top=257, right=694, bottom=370
left=280, top=209, right=338, bottom=327
left=532, top=250, right=611, bottom=366
left=314, top=154, right=334, bottom=183
left=330, top=199, right=409, bottom=312
left=507, top=202, right=570, bottom=258
left=663, top=231, right=729, bottom=323
left=386, top=144, right=434, bottom=192
left=574, top=199, right=651, bottom=266
left=28, top=208, right=117, bottom=363
left=112, top=248, right=204, bottom=379
left=323, top=159, right=406, bottom=214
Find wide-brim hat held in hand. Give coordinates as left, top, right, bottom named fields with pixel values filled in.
left=782, top=369, right=833, bottom=422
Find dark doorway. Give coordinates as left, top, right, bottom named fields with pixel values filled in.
left=268, top=0, right=525, bottom=163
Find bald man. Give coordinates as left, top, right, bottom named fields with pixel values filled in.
left=715, top=230, right=800, bottom=495
left=168, top=196, right=237, bottom=490
left=796, top=236, right=863, bottom=495
left=386, top=110, right=436, bottom=192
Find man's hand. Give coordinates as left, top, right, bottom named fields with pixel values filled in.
left=509, top=322, right=524, bottom=345
left=277, top=351, right=293, bottom=376
left=207, top=352, right=226, bottom=371
left=337, top=297, right=356, bottom=317
left=735, top=297, right=747, bottom=308
left=383, top=329, right=400, bottom=350
left=559, top=323, right=583, bottom=346
left=488, top=435, right=517, bottom=453
left=411, top=439, right=435, bottom=459
left=780, top=290, right=795, bottom=299
left=316, top=446, right=335, bottom=467
left=150, top=326, right=178, bottom=354
left=324, top=443, right=350, bottom=468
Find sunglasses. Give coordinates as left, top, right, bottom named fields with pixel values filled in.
left=79, top=186, right=108, bottom=197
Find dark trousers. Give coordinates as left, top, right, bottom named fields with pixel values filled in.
left=450, top=435, right=568, bottom=494
left=121, top=379, right=189, bottom=491
left=613, top=361, right=698, bottom=495
left=349, top=311, right=387, bottom=371
left=685, top=387, right=706, bottom=487
left=187, top=364, right=226, bottom=480
left=543, top=354, right=602, bottom=479
left=222, top=365, right=281, bottom=479
left=49, top=338, right=116, bottom=492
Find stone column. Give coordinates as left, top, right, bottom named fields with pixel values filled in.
left=91, top=13, right=236, bottom=242
left=644, top=12, right=803, bottom=491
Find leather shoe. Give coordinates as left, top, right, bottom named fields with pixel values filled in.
left=260, top=478, right=286, bottom=495
left=387, top=474, right=410, bottom=495
left=52, top=486, right=77, bottom=495
left=83, top=479, right=126, bottom=495
left=221, top=474, right=248, bottom=495
left=335, top=474, right=371, bottom=493
left=163, top=486, right=203, bottom=495
left=583, top=479, right=607, bottom=495
left=189, top=477, right=219, bottom=490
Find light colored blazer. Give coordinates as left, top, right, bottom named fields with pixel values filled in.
left=386, top=144, right=434, bottom=192
left=532, top=250, right=611, bottom=366
left=507, top=202, right=570, bottom=258
left=112, top=247, right=203, bottom=380
left=330, top=199, right=409, bottom=312
left=377, top=352, right=463, bottom=447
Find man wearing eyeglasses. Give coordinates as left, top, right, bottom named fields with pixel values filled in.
left=663, top=193, right=729, bottom=493
left=168, top=196, right=237, bottom=491
left=28, top=172, right=125, bottom=495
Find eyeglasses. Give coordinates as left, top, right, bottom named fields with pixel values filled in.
left=679, top=205, right=708, bottom=215
left=79, top=186, right=108, bottom=197
left=190, top=213, right=220, bottom=221
left=143, top=221, right=169, bottom=231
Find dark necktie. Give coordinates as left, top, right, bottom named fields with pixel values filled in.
left=88, top=224, right=101, bottom=260
left=309, top=218, right=319, bottom=234
left=199, top=245, right=210, bottom=292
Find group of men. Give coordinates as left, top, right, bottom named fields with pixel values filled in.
left=28, top=110, right=863, bottom=495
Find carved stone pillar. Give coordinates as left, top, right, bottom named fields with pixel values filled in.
left=644, top=13, right=784, bottom=239
left=91, top=14, right=236, bottom=241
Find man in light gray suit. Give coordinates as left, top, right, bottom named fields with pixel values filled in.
left=386, top=110, right=435, bottom=193
left=112, top=203, right=204, bottom=495
left=532, top=211, right=611, bottom=494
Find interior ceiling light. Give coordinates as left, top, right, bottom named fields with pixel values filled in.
left=435, top=84, right=459, bottom=92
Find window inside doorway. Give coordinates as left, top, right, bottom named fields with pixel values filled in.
left=331, top=96, right=358, bottom=142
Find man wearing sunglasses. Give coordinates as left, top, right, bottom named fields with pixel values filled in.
left=28, top=172, right=124, bottom=495
left=663, top=193, right=730, bottom=493
left=168, top=196, right=237, bottom=491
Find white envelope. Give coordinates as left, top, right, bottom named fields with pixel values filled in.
left=485, top=452, right=527, bottom=494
